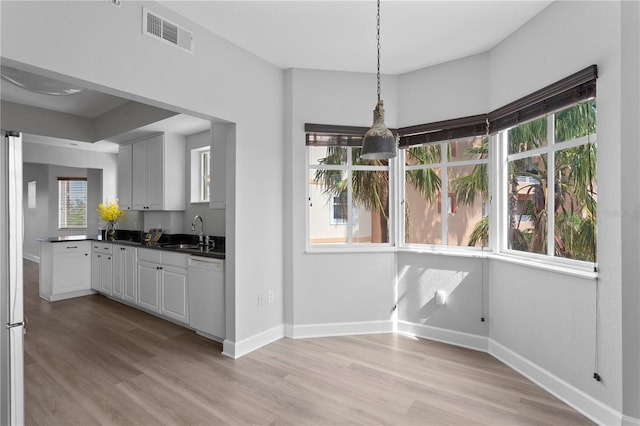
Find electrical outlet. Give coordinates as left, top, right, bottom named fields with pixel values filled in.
left=268, top=290, right=274, bottom=304
left=258, top=293, right=265, bottom=307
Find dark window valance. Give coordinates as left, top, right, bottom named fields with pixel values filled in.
left=397, top=114, right=487, bottom=148
left=487, top=65, right=597, bottom=134
left=305, top=123, right=372, bottom=146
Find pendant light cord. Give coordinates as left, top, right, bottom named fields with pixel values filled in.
left=376, top=0, right=381, bottom=102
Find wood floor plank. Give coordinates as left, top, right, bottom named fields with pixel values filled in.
left=23, top=260, right=594, bottom=425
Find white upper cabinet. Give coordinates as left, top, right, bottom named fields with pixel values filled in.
left=210, top=123, right=233, bottom=210
left=117, top=144, right=132, bottom=210
left=120, top=133, right=185, bottom=211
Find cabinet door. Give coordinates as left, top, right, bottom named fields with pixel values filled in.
left=161, top=266, right=188, bottom=324
left=117, top=144, right=133, bottom=210
left=91, top=252, right=101, bottom=291
left=112, top=247, right=124, bottom=300
left=123, top=248, right=137, bottom=305
left=100, top=255, right=113, bottom=296
left=137, top=261, right=161, bottom=313
left=132, top=141, right=148, bottom=210
left=146, top=136, right=164, bottom=210
left=53, top=248, right=90, bottom=293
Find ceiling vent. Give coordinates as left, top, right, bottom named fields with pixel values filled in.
left=143, top=8, right=194, bottom=54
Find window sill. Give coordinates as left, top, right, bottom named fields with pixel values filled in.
left=487, top=252, right=598, bottom=280
left=306, top=244, right=598, bottom=279
left=305, top=245, right=395, bottom=255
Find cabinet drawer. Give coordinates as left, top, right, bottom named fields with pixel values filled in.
left=52, top=241, right=89, bottom=254
left=138, top=247, right=162, bottom=263
left=91, top=242, right=112, bottom=254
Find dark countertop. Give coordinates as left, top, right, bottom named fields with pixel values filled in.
left=37, top=235, right=225, bottom=260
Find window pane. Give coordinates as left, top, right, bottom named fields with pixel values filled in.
left=508, top=116, right=547, bottom=154
left=554, top=144, right=597, bottom=261
left=309, top=146, right=347, bottom=166
left=353, top=147, right=389, bottom=166
left=405, top=168, right=442, bottom=244
left=448, top=165, right=488, bottom=247
left=200, top=150, right=210, bottom=202
left=450, top=136, right=487, bottom=162
left=59, top=179, right=87, bottom=229
left=507, top=154, right=548, bottom=254
left=309, top=169, right=348, bottom=244
left=405, top=144, right=441, bottom=166
left=555, top=99, right=596, bottom=143
left=352, top=170, right=389, bottom=243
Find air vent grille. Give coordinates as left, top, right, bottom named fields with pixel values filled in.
left=143, top=8, right=194, bottom=54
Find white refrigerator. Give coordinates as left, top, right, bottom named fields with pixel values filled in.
left=0, top=130, right=25, bottom=426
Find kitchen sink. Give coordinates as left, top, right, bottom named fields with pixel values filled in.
left=161, top=243, right=201, bottom=249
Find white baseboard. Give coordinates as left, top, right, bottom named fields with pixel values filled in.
left=287, top=320, right=394, bottom=339
left=40, top=289, right=95, bottom=302
left=623, top=414, right=640, bottom=426
left=397, top=320, right=488, bottom=352
left=222, top=324, right=284, bottom=359
left=23, top=253, right=39, bottom=263
left=489, top=339, right=622, bottom=426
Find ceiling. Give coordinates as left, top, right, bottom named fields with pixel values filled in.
left=2, top=1, right=552, bottom=153
left=160, top=0, right=553, bottom=75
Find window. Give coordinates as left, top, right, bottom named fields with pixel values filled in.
left=58, top=178, right=87, bottom=229
left=190, top=147, right=210, bottom=203
left=307, top=131, right=391, bottom=246
left=402, top=136, right=488, bottom=247
left=503, top=99, right=596, bottom=262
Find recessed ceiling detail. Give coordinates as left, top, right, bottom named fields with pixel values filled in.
left=0, top=65, right=86, bottom=96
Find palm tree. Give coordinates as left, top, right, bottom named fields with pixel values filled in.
left=449, top=138, right=489, bottom=246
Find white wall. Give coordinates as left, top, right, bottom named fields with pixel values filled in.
left=397, top=253, right=488, bottom=346
left=1, top=0, right=284, bottom=354
left=22, top=163, right=49, bottom=259
left=487, top=0, right=623, bottom=419
left=284, top=68, right=397, bottom=335
left=398, top=52, right=489, bottom=126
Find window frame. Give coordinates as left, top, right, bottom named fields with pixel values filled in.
left=399, top=138, right=489, bottom=251
left=190, top=146, right=210, bottom=203
left=58, top=177, right=88, bottom=230
left=306, top=142, right=395, bottom=252
left=496, top=106, right=598, bottom=272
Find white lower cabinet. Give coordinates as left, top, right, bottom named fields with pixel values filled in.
left=161, top=266, right=188, bottom=324
left=39, top=241, right=91, bottom=301
left=136, top=248, right=188, bottom=323
left=113, top=244, right=137, bottom=302
left=137, top=259, right=161, bottom=314
left=91, top=243, right=113, bottom=296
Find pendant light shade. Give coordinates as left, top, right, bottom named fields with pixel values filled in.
left=361, top=0, right=396, bottom=160
left=361, top=100, right=396, bottom=160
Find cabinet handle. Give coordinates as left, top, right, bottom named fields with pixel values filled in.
left=85, top=253, right=88, bottom=256
left=156, top=266, right=162, bottom=270
left=121, top=247, right=126, bottom=251
left=108, top=257, right=111, bottom=260
left=97, top=254, right=101, bottom=258
left=66, top=246, right=78, bottom=249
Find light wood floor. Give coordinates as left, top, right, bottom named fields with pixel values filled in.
left=23, top=260, right=593, bottom=425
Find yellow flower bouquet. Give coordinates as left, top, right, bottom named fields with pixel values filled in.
left=97, top=199, right=125, bottom=240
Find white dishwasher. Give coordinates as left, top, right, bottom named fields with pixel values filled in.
left=188, top=256, right=225, bottom=340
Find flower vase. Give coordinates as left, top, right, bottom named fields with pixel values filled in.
left=107, top=221, right=117, bottom=241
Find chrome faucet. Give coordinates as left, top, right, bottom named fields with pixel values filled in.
left=191, top=215, right=204, bottom=246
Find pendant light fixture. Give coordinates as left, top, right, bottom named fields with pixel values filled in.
left=361, top=0, right=396, bottom=160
